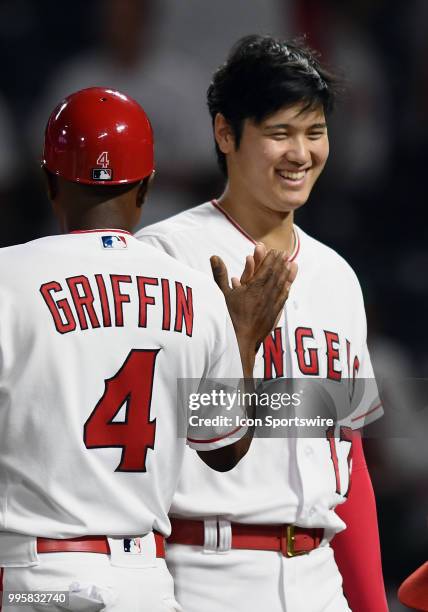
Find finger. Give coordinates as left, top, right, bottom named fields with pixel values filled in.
left=231, top=277, right=241, bottom=289
left=265, top=265, right=290, bottom=330
left=272, top=253, right=296, bottom=289
left=210, top=256, right=231, bottom=295
left=271, top=258, right=297, bottom=285
left=253, top=243, right=267, bottom=272
left=262, top=252, right=294, bottom=300
left=270, top=263, right=291, bottom=301
left=240, top=255, right=255, bottom=285
left=287, top=261, right=298, bottom=285
left=272, top=288, right=289, bottom=318
left=276, top=259, right=297, bottom=293
left=252, top=255, right=296, bottom=328
left=273, top=264, right=298, bottom=310
left=249, top=250, right=290, bottom=302
left=252, top=249, right=282, bottom=284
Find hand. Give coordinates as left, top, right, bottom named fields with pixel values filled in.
left=231, top=242, right=267, bottom=288
left=210, top=245, right=298, bottom=376
left=233, top=243, right=296, bottom=329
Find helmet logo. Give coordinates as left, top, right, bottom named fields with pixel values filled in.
left=92, top=151, right=112, bottom=181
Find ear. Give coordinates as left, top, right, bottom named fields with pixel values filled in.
left=136, top=171, right=154, bottom=208
left=214, top=113, right=235, bottom=155
left=42, top=166, right=58, bottom=202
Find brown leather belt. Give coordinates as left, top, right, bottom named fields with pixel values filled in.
left=168, top=518, right=323, bottom=558
left=37, top=533, right=165, bottom=558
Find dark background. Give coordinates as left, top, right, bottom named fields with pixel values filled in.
left=0, top=1, right=426, bottom=608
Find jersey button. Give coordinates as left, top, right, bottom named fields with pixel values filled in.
left=304, top=445, right=313, bottom=456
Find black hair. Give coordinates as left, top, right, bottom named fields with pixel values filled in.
left=207, top=34, right=342, bottom=176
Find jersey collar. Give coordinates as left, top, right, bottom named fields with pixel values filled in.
left=69, top=229, right=132, bottom=235
left=211, top=199, right=300, bottom=262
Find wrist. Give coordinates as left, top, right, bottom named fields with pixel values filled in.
left=239, top=343, right=256, bottom=378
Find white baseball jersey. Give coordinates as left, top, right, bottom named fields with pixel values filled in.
left=0, top=229, right=244, bottom=539
left=136, top=201, right=383, bottom=534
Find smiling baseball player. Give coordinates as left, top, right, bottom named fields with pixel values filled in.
left=136, top=36, right=388, bottom=612
left=0, top=87, right=294, bottom=611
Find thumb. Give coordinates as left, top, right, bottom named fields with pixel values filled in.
left=210, top=255, right=231, bottom=295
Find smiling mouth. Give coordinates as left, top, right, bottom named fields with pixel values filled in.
left=277, top=170, right=307, bottom=181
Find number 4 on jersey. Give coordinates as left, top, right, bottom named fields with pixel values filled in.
left=84, top=349, right=160, bottom=472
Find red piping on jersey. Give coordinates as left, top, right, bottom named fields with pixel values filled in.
left=290, top=230, right=300, bottom=262
left=351, top=402, right=382, bottom=423
left=187, top=424, right=243, bottom=444
left=211, top=200, right=300, bottom=262
left=69, top=229, right=132, bottom=235
left=211, top=199, right=256, bottom=244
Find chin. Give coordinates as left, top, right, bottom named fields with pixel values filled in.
left=271, top=188, right=310, bottom=212
left=277, top=197, right=308, bottom=212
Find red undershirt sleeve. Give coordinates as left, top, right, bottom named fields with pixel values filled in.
left=331, top=430, right=388, bottom=612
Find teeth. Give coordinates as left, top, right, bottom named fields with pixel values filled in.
left=279, top=171, right=305, bottom=180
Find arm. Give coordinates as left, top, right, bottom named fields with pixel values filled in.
left=210, top=245, right=298, bottom=376
left=197, top=247, right=297, bottom=472
left=331, top=430, right=388, bottom=612
left=196, top=378, right=257, bottom=472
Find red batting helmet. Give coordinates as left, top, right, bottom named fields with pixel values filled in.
left=42, top=87, right=154, bottom=185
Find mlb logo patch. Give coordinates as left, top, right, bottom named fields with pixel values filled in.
left=123, top=538, right=143, bottom=554
left=101, top=235, right=127, bottom=249
left=92, top=168, right=113, bottom=181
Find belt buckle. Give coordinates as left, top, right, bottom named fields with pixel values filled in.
left=283, top=525, right=308, bottom=558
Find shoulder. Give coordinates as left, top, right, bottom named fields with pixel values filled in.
left=0, top=235, right=61, bottom=262
left=297, top=226, right=363, bottom=291
left=135, top=201, right=254, bottom=275
left=136, top=201, right=219, bottom=242
left=0, top=236, right=69, bottom=294
left=132, top=235, right=217, bottom=289
left=131, top=235, right=227, bottom=310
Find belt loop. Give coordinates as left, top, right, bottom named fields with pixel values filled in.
left=203, top=519, right=218, bottom=553
left=217, top=520, right=232, bottom=553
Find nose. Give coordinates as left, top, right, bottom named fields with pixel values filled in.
left=285, top=136, right=310, bottom=165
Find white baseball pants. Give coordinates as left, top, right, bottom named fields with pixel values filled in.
left=166, top=542, right=351, bottom=612
left=1, top=549, right=182, bottom=612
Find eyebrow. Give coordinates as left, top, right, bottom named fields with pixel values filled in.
left=264, top=123, right=327, bottom=130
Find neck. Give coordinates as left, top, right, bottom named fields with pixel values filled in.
left=217, top=186, right=295, bottom=253
left=56, top=199, right=137, bottom=234
left=63, top=219, right=133, bottom=233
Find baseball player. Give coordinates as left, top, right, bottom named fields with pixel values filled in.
left=0, top=87, right=294, bottom=611
left=136, top=36, right=388, bottom=611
